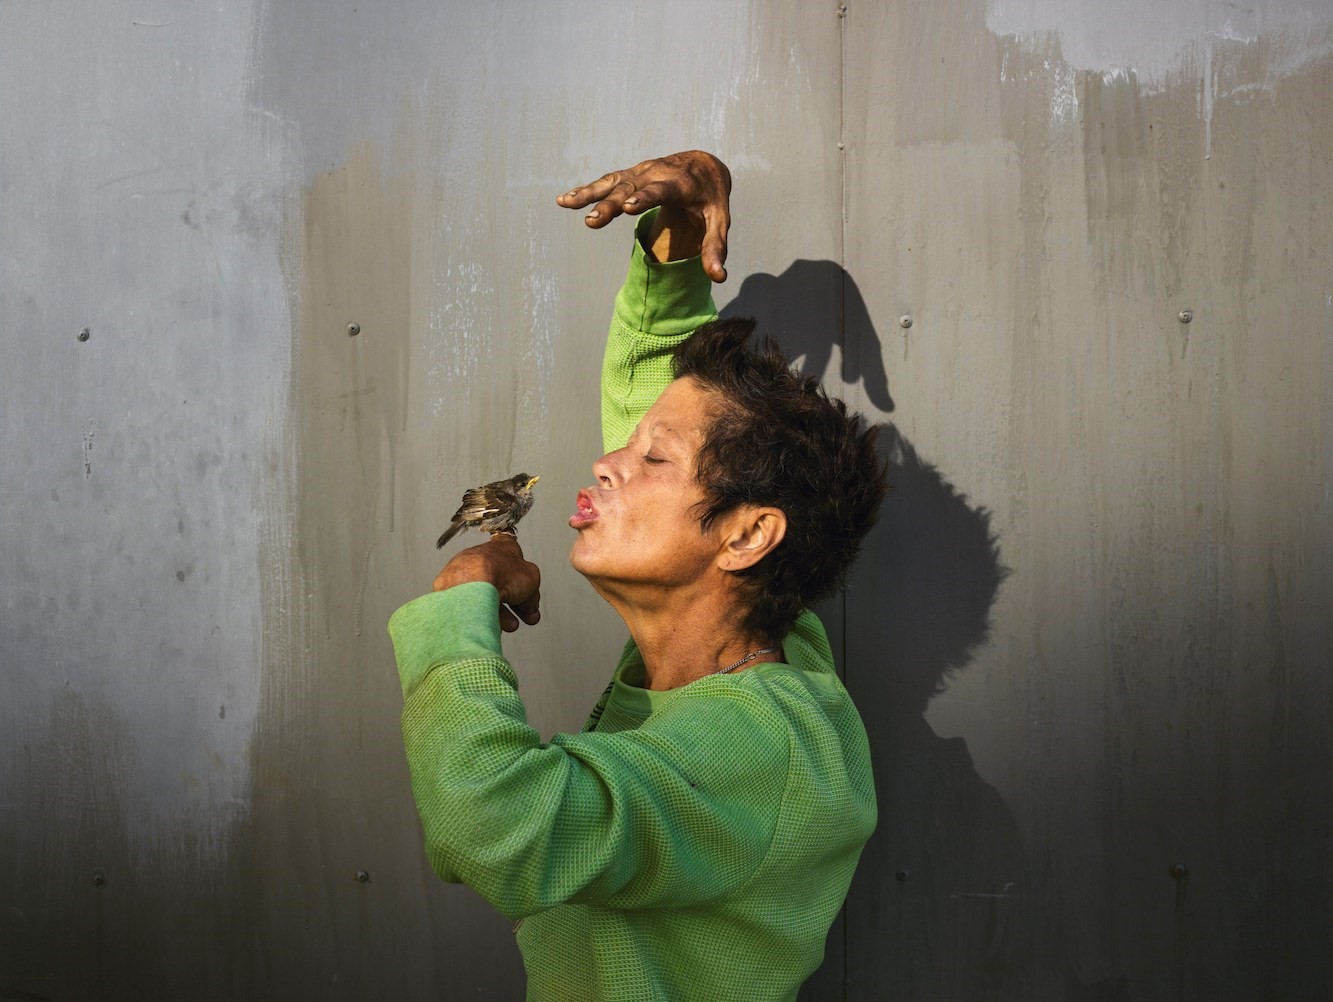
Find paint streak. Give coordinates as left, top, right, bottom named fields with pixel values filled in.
left=988, top=0, right=1333, bottom=153
left=987, top=0, right=1333, bottom=83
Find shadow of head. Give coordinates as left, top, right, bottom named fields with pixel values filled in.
left=724, top=261, right=1023, bottom=991
left=721, top=259, right=1001, bottom=709
left=850, top=424, right=1007, bottom=716
left=720, top=260, right=894, bottom=413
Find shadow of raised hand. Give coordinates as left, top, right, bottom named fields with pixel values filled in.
left=721, top=260, right=895, bottom=414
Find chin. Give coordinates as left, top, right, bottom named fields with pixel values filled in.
left=568, top=534, right=600, bottom=578
left=568, top=538, right=632, bottom=599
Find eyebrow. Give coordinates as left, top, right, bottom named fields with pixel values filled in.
left=644, top=425, right=691, bottom=455
left=630, top=421, right=689, bottom=447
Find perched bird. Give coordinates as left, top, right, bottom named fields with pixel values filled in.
left=437, top=473, right=540, bottom=549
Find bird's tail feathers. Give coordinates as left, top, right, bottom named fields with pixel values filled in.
left=436, top=521, right=465, bottom=549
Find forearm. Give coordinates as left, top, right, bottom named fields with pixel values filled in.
left=601, top=208, right=719, bottom=452
left=389, top=585, right=782, bottom=916
left=392, top=585, right=550, bottom=902
left=392, top=584, right=612, bottom=916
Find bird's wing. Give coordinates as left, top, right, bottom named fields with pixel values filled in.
left=452, top=486, right=505, bottom=521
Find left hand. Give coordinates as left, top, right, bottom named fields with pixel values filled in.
left=433, top=534, right=542, bottom=633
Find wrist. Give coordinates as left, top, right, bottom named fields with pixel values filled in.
left=434, top=551, right=502, bottom=593
left=646, top=205, right=704, bottom=263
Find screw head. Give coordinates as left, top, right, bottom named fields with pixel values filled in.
left=1170, top=863, right=1188, bottom=879
left=895, top=868, right=910, bottom=882
left=91, top=869, right=106, bottom=887
left=346, top=323, right=360, bottom=337
left=355, top=870, right=370, bottom=883
left=77, top=327, right=91, bottom=342
left=1178, top=309, right=1193, bottom=324
left=899, top=315, right=913, bottom=329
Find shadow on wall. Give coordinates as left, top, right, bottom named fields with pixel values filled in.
left=721, top=261, right=895, bottom=415
left=724, top=265, right=1033, bottom=1000
left=840, top=424, right=1032, bottom=1000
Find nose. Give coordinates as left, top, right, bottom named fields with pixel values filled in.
left=591, top=449, right=622, bottom=488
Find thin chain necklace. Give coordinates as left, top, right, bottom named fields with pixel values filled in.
left=715, top=647, right=779, bottom=675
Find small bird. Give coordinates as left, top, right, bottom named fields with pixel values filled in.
left=436, top=473, right=540, bottom=549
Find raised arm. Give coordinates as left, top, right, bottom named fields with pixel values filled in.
left=559, top=151, right=732, bottom=452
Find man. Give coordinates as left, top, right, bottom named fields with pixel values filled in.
left=389, top=151, right=884, bottom=1000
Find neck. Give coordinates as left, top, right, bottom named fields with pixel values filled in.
left=593, top=579, right=777, bottom=690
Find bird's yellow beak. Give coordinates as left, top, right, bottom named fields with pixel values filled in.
left=526, top=476, right=540, bottom=490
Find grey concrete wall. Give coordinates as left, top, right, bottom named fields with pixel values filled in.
left=1, top=1, right=1328, bottom=999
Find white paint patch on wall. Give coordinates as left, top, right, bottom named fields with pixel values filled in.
left=988, top=0, right=1333, bottom=82
left=521, top=218, right=558, bottom=438
left=426, top=255, right=495, bottom=420
left=989, top=0, right=1333, bottom=151
left=1001, top=46, right=1082, bottom=124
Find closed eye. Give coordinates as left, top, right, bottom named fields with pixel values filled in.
left=644, top=454, right=667, bottom=465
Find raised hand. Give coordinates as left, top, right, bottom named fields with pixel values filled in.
left=557, top=150, right=732, bottom=282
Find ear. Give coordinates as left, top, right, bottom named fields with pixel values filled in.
left=716, top=507, right=787, bottom=572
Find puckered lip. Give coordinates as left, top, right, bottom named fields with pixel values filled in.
left=569, top=489, right=598, bottom=528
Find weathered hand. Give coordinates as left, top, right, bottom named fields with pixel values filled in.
left=433, top=534, right=542, bottom=633
left=557, top=150, right=732, bottom=282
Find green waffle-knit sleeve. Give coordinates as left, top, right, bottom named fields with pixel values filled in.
left=390, top=588, right=790, bottom=920
left=601, top=208, right=719, bottom=452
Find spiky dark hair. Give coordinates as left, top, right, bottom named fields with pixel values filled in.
left=673, top=317, right=886, bottom=642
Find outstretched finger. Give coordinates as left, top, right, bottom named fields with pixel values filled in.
left=557, top=170, right=626, bottom=210
left=580, top=177, right=644, bottom=228
left=616, top=178, right=678, bottom=216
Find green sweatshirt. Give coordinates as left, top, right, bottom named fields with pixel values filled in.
left=390, top=212, right=876, bottom=1001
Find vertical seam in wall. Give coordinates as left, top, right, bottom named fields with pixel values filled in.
left=836, top=7, right=850, bottom=999
left=839, top=5, right=848, bottom=255
left=836, top=8, right=849, bottom=677
left=837, top=4, right=848, bottom=680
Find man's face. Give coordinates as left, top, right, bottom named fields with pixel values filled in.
left=569, top=377, right=724, bottom=598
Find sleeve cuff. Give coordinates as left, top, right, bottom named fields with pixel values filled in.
left=613, top=208, right=717, bottom=337
left=388, top=582, right=504, bottom=698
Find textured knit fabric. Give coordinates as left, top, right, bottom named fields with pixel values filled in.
left=600, top=214, right=719, bottom=454
left=391, top=210, right=877, bottom=1001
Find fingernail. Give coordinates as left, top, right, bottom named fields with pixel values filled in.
left=624, top=197, right=637, bottom=206
left=586, top=210, right=599, bottom=220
